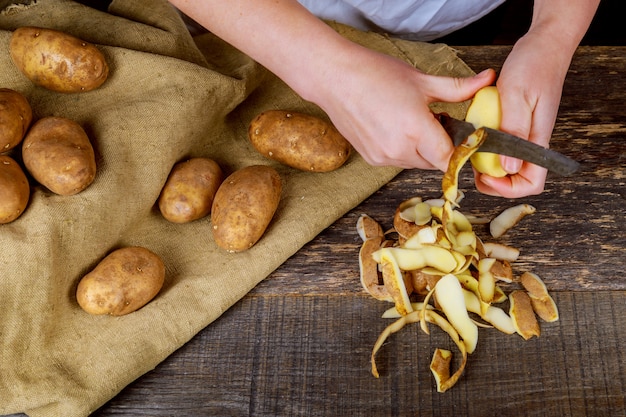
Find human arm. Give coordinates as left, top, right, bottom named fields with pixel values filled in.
left=169, top=0, right=495, bottom=171
left=475, top=0, right=600, bottom=198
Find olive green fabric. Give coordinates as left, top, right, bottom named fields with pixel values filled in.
left=0, top=1, right=474, bottom=415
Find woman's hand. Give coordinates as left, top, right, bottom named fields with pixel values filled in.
left=305, top=46, right=496, bottom=171
left=474, top=31, right=566, bottom=197
left=474, top=0, right=600, bottom=198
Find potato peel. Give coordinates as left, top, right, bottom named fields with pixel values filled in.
left=490, top=204, right=536, bottom=238
left=359, top=236, right=393, bottom=302
left=371, top=308, right=467, bottom=393
left=435, top=274, right=478, bottom=354
left=380, top=248, right=414, bottom=316
left=520, top=272, right=559, bottom=322
left=359, top=114, right=558, bottom=391
left=441, top=128, right=486, bottom=204
left=509, top=290, right=541, bottom=340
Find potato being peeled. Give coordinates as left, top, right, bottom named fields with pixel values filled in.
left=158, top=157, right=224, bottom=223
left=211, top=165, right=282, bottom=252
left=76, top=247, right=165, bottom=316
left=249, top=110, right=351, bottom=172
left=0, top=88, right=32, bottom=153
left=22, top=116, right=96, bottom=196
left=10, top=26, right=109, bottom=93
left=0, top=155, right=30, bottom=224
left=466, top=86, right=508, bottom=178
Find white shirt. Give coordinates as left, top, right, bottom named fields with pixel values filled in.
left=297, top=0, right=507, bottom=41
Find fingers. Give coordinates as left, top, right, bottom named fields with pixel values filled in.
left=474, top=164, right=547, bottom=198
left=420, top=68, right=497, bottom=103
left=413, top=69, right=496, bottom=171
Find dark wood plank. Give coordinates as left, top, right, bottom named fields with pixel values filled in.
left=93, top=291, right=626, bottom=416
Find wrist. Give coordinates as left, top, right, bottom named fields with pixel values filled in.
left=529, top=0, right=600, bottom=55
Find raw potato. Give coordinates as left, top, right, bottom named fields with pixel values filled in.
left=10, top=26, right=109, bottom=93
left=0, top=88, right=32, bottom=152
left=22, top=116, right=96, bottom=196
left=76, top=247, right=165, bottom=316
left=158, top=157, right=223, bottom=223
left=211, top=165, right=282, bottom=252
left=0, top=155, right=30, bottom=224
left=249, top=110, right=351, bottom=172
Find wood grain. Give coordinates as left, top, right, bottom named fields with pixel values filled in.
left=94, top=292, right=626, bottom=416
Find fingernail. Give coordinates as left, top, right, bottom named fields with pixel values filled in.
left=502, top=156, right=522, bottom=174
left=476, top=68, right=493, bottom=78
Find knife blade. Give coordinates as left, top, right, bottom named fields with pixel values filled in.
left=436, top=113, right=580, bottom=176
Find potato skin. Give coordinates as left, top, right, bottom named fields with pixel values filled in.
left=211, top=165, right=282, bottom=252
left=158, top=157, right=223, bottom=223
left=22, top=116, right=96, bottom=196
left=9, top=26, right=109, bottom=93
left=0, top=155, right=30, bottom=224
left=249, top=110, right=351, bottom=172
left=76, top=247, right=165, bottom=316
left=0, top=88, right=32, bottom=153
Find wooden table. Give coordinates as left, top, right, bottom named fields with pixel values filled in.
left=11, top=45, right=626, bottom=417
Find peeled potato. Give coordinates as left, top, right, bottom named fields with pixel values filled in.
left=466, top=86, right=508, bottom=177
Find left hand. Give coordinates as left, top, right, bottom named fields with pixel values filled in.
left=473, top=31, right=572, bottom=198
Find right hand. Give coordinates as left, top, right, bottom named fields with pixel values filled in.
left=302, top=47, right=496, bottom=171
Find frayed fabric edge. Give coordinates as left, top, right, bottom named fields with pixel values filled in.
left=1, top=0, right=38, bottom=16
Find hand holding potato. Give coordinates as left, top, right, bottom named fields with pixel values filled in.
left=473, top=33, right=566, bottom=198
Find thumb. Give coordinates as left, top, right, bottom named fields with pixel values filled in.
left=421, top=68, right=497, bottom=103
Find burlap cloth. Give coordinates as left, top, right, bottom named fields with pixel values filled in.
left=0, top=1, right=474, bottom=415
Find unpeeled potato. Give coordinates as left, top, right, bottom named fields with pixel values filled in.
left=0, top=88, right=32, bottom=153
left=249, top=110, right=351, bottom=172
left=76, top=246, right=165, bottom=316
left=211, top=165, right=282, bottom=252
left=0, top=155, right=30, bottom=224
left=22, top=116, right=96, bottom=196
left=158, top=157, right=224, bottom=223
left=9, top=26, right=109, bottom=93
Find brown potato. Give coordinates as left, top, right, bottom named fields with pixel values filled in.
left=0, top=155, right=30, bottom=224
left=9, top=26, right=109, bottom=93
left=22, top=116, right=96, bottom=196
left=158, top=157, right=223, bottom=223
left=249, top=110, right=351, bottom=172
left=0, top=88, right=32, bottom=153
left=76, top=246, right=165, bottom=316
left=211, top=165, right=282, bottom=252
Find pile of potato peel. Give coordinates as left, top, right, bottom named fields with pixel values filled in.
left=357, top=128, right=559, bottom=392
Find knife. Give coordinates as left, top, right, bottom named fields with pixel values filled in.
left=436, top=113, right=580, bottom=176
